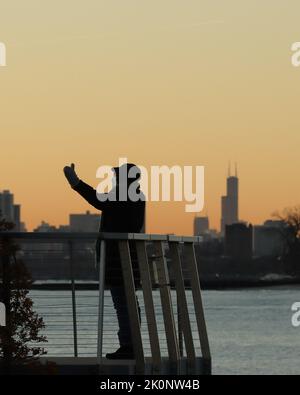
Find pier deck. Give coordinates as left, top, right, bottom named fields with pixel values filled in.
left=39, top=356, right=208, bottom=375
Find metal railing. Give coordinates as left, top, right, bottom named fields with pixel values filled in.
left=0, top=232, right=211, bottom=374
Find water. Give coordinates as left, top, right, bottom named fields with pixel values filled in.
left=30, top=286, right=300, bottom=375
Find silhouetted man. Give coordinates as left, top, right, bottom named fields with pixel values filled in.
left=63, top=162, right=145, bottom=359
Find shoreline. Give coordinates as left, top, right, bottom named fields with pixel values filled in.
left=29, top=277, right=300, bottom=291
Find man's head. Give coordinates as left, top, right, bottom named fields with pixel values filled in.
left=112, top=163, right=141, bottom=186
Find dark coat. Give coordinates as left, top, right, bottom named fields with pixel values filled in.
left=73, top=180, right=145, bottom=286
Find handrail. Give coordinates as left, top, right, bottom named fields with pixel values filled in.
left=0, top=232, right=202, bottom=243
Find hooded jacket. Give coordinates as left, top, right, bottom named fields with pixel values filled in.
left=72, top=180, right=145, bottom=286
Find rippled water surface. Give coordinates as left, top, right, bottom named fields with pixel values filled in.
left=30, top=286, right=300, bottom=375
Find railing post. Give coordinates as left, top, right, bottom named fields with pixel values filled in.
left=68, top=240, right=78, bottom=357
left=119, top=239, right=145, bottom=374
left=135, top=239, right=162, bottom=373
left=97, top=239, right=106, bottom=364
left=169, top=239, right=196, bottom=373
left=185, top=242, right=211, bottom=375
left=177, top=293, right=184, bottom=357
left=154, top=239, right=180, bottom=373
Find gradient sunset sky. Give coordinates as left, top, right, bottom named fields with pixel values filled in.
left=1, top=1, right=300, bottom=234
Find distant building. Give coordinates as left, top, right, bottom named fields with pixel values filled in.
left=57, top=225, right=71, bottom=232
left=253, top=220, right=286, bottom=257
left=20, top=222, right=27, bottom=232
left=225, top=223, right=253, bottom=261
left=33, top=211, right=100, bottom=233
left=13, top=204, right=21, bottom=230
left=0, top=189, right=23, bottom=230
left=204, top=229, right=219, bottom=240
left=69, top=210, right=100, bottom=232
left=194, top=216, right=209, bottom=236
left=33, top=221, right=57, bottom=232
left=221, top=164, right=239, bottom=235
left=264, top=220, right=285, bottom=228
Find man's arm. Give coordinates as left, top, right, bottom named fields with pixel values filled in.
left=63, top=163, right=108, bottom=211
left=72, top=180, right=107, bottom=210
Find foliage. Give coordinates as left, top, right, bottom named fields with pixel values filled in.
left=273, top=206, right=300, bottom=274
left=0, top=217, right=48, bottom=371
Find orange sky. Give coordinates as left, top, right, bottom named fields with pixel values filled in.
left=1, top=1, right=300, bottom=234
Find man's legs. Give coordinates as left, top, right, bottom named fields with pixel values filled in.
left=106, top=286, right=141, bottom=358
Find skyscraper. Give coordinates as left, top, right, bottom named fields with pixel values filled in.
left=221, top=163, right=239, bottom=235
left=225, top=223, right=252, bottom=261
left=194, top=216, right=209, bottom=236
left=0, top=189, right=22, bottom=230
left=69, top=210, right=101, bottom=232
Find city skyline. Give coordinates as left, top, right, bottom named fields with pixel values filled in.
left=1, top=161, right=291, bottom=234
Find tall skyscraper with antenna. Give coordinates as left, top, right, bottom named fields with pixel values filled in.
left=221, top=162, right=239, bottom=235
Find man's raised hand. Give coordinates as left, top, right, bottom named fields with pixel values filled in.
left=63, top=163, right=80, bottom=187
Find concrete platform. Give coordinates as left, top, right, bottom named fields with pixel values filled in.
left=38, top=357, right=207, bottom=375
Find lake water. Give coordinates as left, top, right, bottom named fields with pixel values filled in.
left=30, top=286, right=300, bottom=375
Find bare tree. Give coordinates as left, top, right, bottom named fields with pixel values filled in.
left=0, top=217, right=49, bottom=374
left=273, top=206, right=300, bottom=274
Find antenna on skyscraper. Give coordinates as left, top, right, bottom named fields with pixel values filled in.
left=235, top=162, right=238, bottom=177
left=228, top=161, right=231, bottom=177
